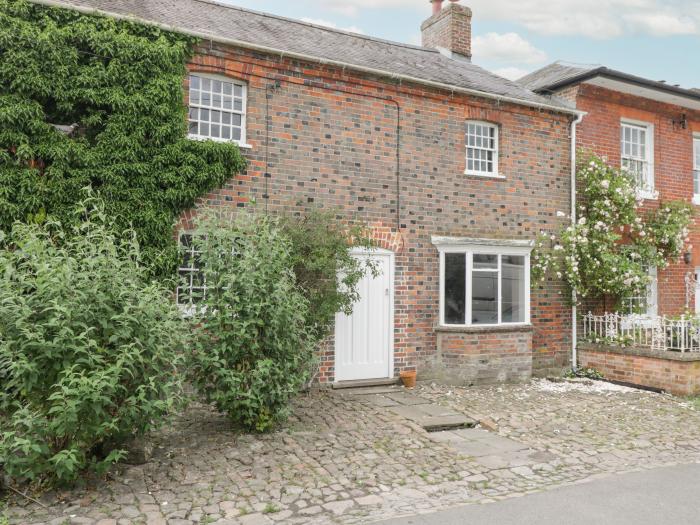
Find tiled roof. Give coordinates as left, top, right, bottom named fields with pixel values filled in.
left=30, top=0, right=574, bottom=113
left=520, top=62, right=700, bottom=104
left=518, top=63, right=600, bottom=93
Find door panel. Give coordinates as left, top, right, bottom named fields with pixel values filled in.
left=335, top=252, right=393, bottom=382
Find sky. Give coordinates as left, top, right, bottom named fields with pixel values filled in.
left=218, top=0, right=700, bottom=89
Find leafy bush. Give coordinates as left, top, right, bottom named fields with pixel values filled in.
left=0, top=199, right=188, bottom=484
left=187, top=211, right=314, bottom=432
left=532, top=153, right=692, bottom=307
left=280, top=210, right=376, bottom=340
left=565, top=367, right=604, bottom=380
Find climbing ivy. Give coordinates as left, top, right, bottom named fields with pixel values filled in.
left=0, top=0, right=246, bottom=277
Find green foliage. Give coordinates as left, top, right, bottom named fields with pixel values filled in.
left=279, top=210, right=377, bottom=340
left=187, top=211, right=315, bottom=432
left=533, top=154, right=692, bottom=308
left=0, top=0, right=246, bottom=277
left=0, top=198, right=188, bottom=484
left=565, top=367, right=605, bottom=380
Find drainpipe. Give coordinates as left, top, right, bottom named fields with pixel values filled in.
left=570, top=111, right=585, bottom=371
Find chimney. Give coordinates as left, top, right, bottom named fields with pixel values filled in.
left=421, top=0, right=472, bottom=59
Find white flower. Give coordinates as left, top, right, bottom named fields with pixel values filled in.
left=600, top=180, right=610, bottom=189
left=556, top=210, right=566, bottom=218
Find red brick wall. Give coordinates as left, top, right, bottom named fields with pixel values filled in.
left=180, top=43, right=574, bottom=383
left=579, top=344, right=700, bottom=396
left=574, top=84, right=700, bottom=316
left=433, top=328, right=533, bottom=384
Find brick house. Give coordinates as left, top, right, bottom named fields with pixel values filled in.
left=521, top=63, right=700, bottom=318
left=520, top=63, right=700, bottom=394
left=41, top=0, right=582, bottom=385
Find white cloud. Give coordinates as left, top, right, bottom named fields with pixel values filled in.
left=300, top=17, right=364, bottom=34
left=492, top=66, right=532, bottom=80
left=623, top=12, right=697, bottom=36
left=472, top=32, right=547, bottom=64
left=316, top=0, right=700, bottom=39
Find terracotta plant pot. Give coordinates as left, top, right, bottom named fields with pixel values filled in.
left=400, top=370, right=417, bottom=389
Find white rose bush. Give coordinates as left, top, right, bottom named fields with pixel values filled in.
left=532, top=154, right=692, bottom=310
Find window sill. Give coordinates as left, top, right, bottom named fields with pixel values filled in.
left=636, top=189, right=658, bottom=201
left=435, top=323, right=533, bottom=334
left=464, top=171, right=505, bottom=179
left=187, top=135, right=252, bottom=149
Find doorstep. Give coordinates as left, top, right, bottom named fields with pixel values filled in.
left=332, top=377, right=400, bottom=390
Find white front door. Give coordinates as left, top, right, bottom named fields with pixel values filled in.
left=334, top=249, right=394, bottom=382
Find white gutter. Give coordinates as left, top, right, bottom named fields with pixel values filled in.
left=29, top=0, right=585, bottom=118
left=570, top=111, right=585, bottom=371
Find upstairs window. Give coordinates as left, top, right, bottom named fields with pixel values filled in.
left=188, top=74, right=246, bottom=144
left=694, top=135, right=700, bottom=204
left=465, top=121, right=499, bottom=177
left=621, top=120, right=654, bottom=198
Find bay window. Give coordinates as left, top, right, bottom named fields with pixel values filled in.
left=436, top=238, right=532, bottom=327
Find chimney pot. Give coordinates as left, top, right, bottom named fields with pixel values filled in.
left=421, top=2, right=472, bottom=59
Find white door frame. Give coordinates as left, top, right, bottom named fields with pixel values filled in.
left=334, top=247, right=395, bottom=382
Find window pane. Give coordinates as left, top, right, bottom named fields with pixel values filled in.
left=190, top=75, right=200, bottom=90
left=473, top=254, right=497, bottom=269
left=444, top=253, right=466, bottom=325
left=472, top=271, right=498, bottom=324
left=501, top=256, right=525, bottom=323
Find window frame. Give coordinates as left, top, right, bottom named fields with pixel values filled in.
left=464, top=120, right=501, bottom=178
left=187, top=72, right=248, bottom=146
left=176, top=231, right=206, bottom=316
left=620, top=118, right=655, bottom=200
left=693, top=134, right=700, bottom=205
left=436, top=239, right=532, bottom=328
left=623, top=265, right=657, bottom=318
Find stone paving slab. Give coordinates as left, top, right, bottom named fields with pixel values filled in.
left=4, top=379, right=700, bottom=525
left=384, top=392, right=431, bottom=406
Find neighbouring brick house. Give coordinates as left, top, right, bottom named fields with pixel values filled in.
left=41, top=0, right=582, bottom=385
left=520, top=62, right=700, bottom=395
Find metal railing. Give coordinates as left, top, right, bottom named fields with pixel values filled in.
left=581, top=312, right=700, bottom=353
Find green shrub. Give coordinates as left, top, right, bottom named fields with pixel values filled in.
left=188, top=211, right=314, bottom=432
left=279, top=210, right=376, bottom=340
left=0, top=199, right=188, bottom=484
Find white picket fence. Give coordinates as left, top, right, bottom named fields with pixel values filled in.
left=581, top=312, right=700, bottom=353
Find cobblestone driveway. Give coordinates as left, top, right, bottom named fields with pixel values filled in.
left=4, top=379, right=700, bottom=525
